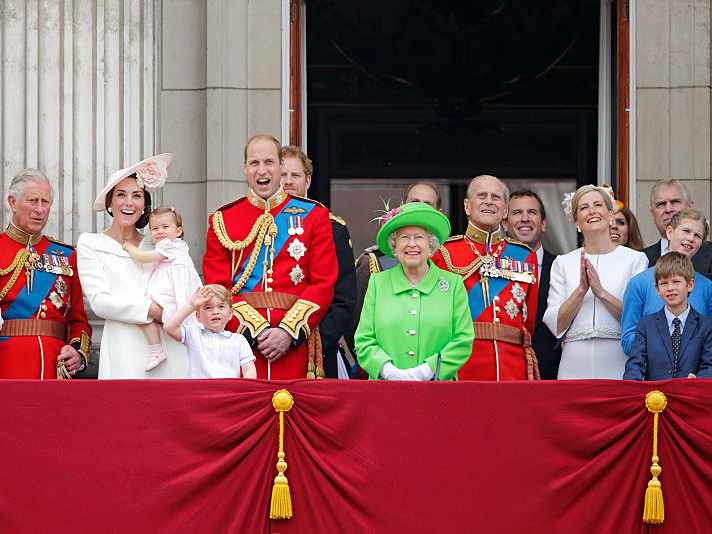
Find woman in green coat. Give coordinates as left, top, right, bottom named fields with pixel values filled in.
left=355, top=202, right=474, bottom=380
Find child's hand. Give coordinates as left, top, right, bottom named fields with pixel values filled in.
left=122, top=241, right=136, bottom=252
left=688, top=373, right=697, bottom=379
left=189, top=287, right=213, bottom=309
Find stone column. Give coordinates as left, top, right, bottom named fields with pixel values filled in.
left=0, top=0, right=159, bottom=241
left=159, top=0, right=283, bottom=270
left=635, top=0, right=712, bottom=244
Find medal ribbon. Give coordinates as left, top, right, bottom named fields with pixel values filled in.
left=466, top=242, right=531, bottom=322
left=234, top=198, right=316, bottom=293
left=0, top=241, right=71, bottom=343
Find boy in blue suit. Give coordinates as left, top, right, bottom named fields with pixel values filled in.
left=624, top=252, right=712, bottom=380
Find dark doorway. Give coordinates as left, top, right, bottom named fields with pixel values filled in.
left=306, top=1, right=600, bottom=255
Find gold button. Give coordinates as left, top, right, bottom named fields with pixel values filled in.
left=494, top=295, right=500, bottom=302
left=266, top=288, right=273, bottom=292
left=494, top=307, right=500, bottom=313
left=267, top=278, right=273, bottom=283
left=494, top=318, right=500, bottom=323
left=40, top=312, right=46, bottom=318
left=41, top=304, right=48, bottom=311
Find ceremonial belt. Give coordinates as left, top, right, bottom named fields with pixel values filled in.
left=0, top=319, right=67, bottom=340
left=472, top=323, right=526, bottom=345
left=472, top=323, right=540, bottom=380
left=240, top=292, right=298, bottom=310
left=238, top=291, right=324, bottom=379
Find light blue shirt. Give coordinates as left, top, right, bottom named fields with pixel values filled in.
left=621, top=267, right=712, bottom=354
left=664, top=305, right=690, bottom=336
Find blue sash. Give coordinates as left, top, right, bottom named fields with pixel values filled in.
left=0, top=240, right=71, bottom=343
left=467, top=242, right=532, bottom=322
left=234, top=198, right=316, bottom=293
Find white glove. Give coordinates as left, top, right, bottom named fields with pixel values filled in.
left=380, top=361, right=434, bottom=381
left=380, top=361, right=404, bottom=380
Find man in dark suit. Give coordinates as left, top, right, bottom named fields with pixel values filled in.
left=505, top=189, right=561, bottom=379
left=624, top=252, right=712, bottom=380
left=642, top=179, right=712, bottom=278
left=281, top=145, right=356, bottom=378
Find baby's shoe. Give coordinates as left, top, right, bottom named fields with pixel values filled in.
left=146, top=345, right=168, bottom=372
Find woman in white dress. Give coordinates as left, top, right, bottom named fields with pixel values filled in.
left=76, top=154, right=189, bottom=378
left=543, top=185, right=648, bottom=379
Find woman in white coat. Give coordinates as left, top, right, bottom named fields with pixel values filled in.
left=543, top=185, right=648, bottom=379
left=77, top=154, right=189, bottom=378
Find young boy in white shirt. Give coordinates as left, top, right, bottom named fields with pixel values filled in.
left=164, top=284, right=256, bottom=378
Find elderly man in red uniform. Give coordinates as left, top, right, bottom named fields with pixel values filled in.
left=0, top=169, right=91, bottom=379
left=203, top=135, right=337, bottom=379
left=432, top=175, right=539, bottom=380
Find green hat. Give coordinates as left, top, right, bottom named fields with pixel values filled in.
left=376, top=202, right=451, bottom=257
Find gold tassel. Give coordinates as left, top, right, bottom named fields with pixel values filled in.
left=642, top=390, right=667, bottom=525
left=269, top=389, right=294, bottom=520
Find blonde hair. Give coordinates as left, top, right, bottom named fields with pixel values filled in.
left=149, top=206, right=184, bottom=237
left=668, top=208, right=709, bottom=242
left=203, top=284, right=232, bottom=306
left=571, top=185, right=613, bottom=222
left=654, top=251, right=695, bottom=284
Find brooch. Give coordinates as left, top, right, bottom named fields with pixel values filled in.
left=438, top=276, right=449, bottom=292
left=49, top=291, right=63, bottom=309
left=511, top=282, right=525, bottom=303
left=289, top=265, right=305, bottom=286
left=288, top=238, right=307, bottom=261
left=55, top=277, right=68, bottom=298
left=504, top=298, right=519, bottom=320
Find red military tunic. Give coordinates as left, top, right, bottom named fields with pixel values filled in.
left=432, top=223, right=538, bottom=380
left=0, top=223, right=92, bottom=379
left=203, top=188, right=337, bottom=379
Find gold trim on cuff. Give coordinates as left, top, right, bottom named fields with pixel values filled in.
left=232, top=301, right=269, bottom=337
left=279, top=299, right=319, bottom=339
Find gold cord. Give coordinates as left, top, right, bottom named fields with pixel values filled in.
left=0, top=249, right=30, bottom=300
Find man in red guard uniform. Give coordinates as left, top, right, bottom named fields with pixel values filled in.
left=203, top=135, right=337, bottom=379
left=432, top=175, right=539, bottom=380
left=0, top=169, right=91, bottom=379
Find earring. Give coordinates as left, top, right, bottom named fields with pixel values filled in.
left=576, top=226, right=581, bottom=233
left=107, top=207, right=112, bottom=214
left=609, top=219, right=613, bottom=227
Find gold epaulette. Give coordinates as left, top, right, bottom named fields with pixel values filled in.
left=502, top=236, right=536, bottom=254
left=329, top=213, right=347, bottom=226
left=211, top=197, right=246, bottom=215
left=288, top=194, right=324, bottom=208
left=46, top=236, right=74, bottom=249
left=445, top=235, right=464, bottom=242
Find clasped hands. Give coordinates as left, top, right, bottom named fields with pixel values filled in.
left=257, top=327, right=293, bottom=362
left=380, top=361, right=434, bottom=381
left=578, top=249, right=607, bottom=298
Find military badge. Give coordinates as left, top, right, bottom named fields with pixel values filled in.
left=505, top=298, right=519, bottom=320
left=522, top=302, right=528, bottom=323
left=438, top=276, right=449, bottom=292
left=49, top=291, right=63, bottom=309
left=55, top=277, right=68, bottom=298
left=283, top=206, right=307, bottom=215
left=512, top=282, right=525, bottom=303
left=288, top=238, right=307, bottom=261
left=289, top=265, right=304, bottom=285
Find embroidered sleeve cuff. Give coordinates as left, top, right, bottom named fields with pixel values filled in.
left=278, top=299, right=319, bottom=339
left=232, top=302, right=269, bottom=338
left=70, top=331, right=91, bottom=367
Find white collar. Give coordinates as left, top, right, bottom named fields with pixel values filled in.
left=198, top=323, right=232, bottom=337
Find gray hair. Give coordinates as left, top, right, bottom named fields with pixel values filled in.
left=466, top=174, right=509, bottom=204
left=9, top=168, right=54, bottom=202
left=650, top=179, right=691, bottom=208
left=387, top=229, right=441, bottom=257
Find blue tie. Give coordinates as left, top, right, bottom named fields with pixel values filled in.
left=671, top=317, right=682, bottom=378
